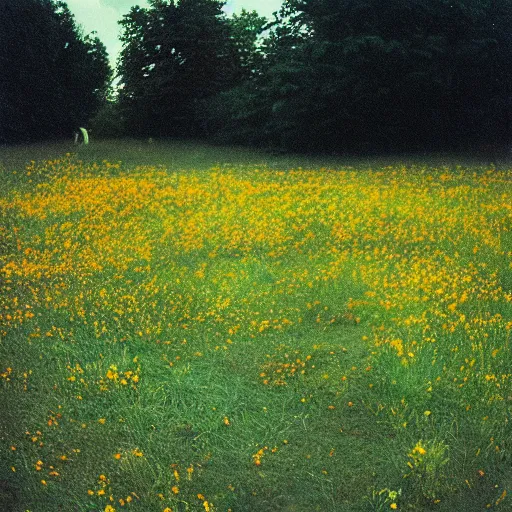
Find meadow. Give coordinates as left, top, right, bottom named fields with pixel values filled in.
left=0, top=140, right=511, bottom=511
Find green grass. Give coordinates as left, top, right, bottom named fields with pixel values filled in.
left=0, top=139, right=511, bottom=511
left=1, top=137, right=506, bottom=176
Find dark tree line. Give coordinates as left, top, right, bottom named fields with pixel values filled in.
left=2, top=0, right=511, bottom=152
left=263, top=0, right=512, bottom=152
left=0, top=0, right=111, bottom=144
left=117, top=0, right=512, bottom=153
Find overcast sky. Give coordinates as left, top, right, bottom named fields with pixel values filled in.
left=65, top=0, right=283, bottom=68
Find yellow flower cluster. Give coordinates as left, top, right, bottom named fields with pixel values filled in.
left=1, top=156, right=511, bottom=510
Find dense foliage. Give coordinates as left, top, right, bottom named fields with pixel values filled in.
left=0, top=0, right=111, bottom=144
left=118, top=0, right=512, bottom=152
left=260, top=0, right=512, bottom=152
left=117, top=0, right=240, bottom=137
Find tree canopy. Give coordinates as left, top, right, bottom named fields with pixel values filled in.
left=0, top=0, right=111, bottom=144
left=263, top=0, right=512, bottom=152
left=9, top=0, right=510, bottom=152
left=117, top=0, right=239, bottom=137
left=207, top=0, right=512, bottom=152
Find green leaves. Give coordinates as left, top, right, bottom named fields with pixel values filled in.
left=0, top=0, right=111, bottom=144
left=206, top=0, right=512, bottom=153
left=117, top=0, right=239, bottom=137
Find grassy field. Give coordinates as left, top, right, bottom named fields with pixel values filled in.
left=1, top=140, right=511, bottom=511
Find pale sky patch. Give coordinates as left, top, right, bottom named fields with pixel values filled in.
left=224, top=0, right=281, bottom=17
left=65, top=0, right=282, bottom=68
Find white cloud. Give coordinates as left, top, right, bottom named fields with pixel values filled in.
left=66, top=0, right=149, bottom=65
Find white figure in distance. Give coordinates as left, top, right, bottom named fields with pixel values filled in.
left=74, top=127, right=89, bottom=145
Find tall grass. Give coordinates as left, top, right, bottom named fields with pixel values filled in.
left=0, top=141, right=511, bottom=511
